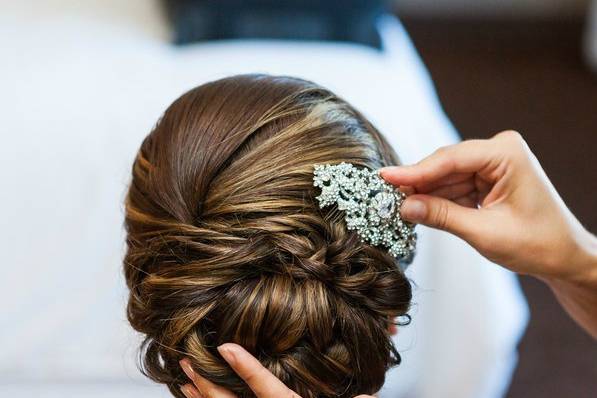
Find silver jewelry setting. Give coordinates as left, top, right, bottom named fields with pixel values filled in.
left=313, top=162, right=417, bottom=267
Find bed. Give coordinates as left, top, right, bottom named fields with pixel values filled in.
left=0, top=1, right=528, bottom=397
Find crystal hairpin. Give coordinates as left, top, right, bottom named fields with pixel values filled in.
left=313, top=162, right=417, bottom=268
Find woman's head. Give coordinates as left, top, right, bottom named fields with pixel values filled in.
left=124, top=74, right=412, bottom=397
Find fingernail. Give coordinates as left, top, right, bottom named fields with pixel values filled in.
left=401, top=199, right=427, bottom=222
left=379, top=166, right=390, bottom=175
left=378, top=166, right=397, bottom=177
left=380, top=166, right=413, bottom=181
left=179, top=359, right=195, bottom=380
left=180, top=385, right=197, bottom=398
left=217, top=344, right=237, bottom=367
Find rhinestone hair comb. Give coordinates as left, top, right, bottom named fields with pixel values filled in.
left=313, top=162, right=417, bottom=268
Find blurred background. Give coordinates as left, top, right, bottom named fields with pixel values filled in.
left=1, top=1, right=595, bottom=397
left=395, top=1, right=597, bottom=396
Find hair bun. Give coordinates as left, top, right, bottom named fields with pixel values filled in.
left=124, top=74, right=411, bottom=398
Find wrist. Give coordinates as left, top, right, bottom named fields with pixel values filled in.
left=540, top=230, right=597, bottom=339
left=580, top=231, right=597, bottom=283
left=542, top=229, right=597, bottom=288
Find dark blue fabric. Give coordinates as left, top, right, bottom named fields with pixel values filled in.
left=163, top=0, right=389, bottom=49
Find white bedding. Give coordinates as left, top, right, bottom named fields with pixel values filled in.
left=0, top=1, right=528, bottom=397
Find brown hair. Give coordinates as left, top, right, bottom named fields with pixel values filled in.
left=123, top=74, right=412, bottom=397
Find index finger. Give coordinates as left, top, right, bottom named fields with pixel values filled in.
left=217, top=343, right=301, bottom=398
left=380, top=139, right=495, bottom=187
left=179, top=358, right=237, bottom=398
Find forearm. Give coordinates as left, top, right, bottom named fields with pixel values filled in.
left=543, top=231, right=597, bottom=339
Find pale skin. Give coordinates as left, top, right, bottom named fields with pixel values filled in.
left=179, top=130, right=597, bottom=398
left=382, top=130, right=597, bottom=339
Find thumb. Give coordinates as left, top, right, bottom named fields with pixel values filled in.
left=400, top=194, right=482, bottom=241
